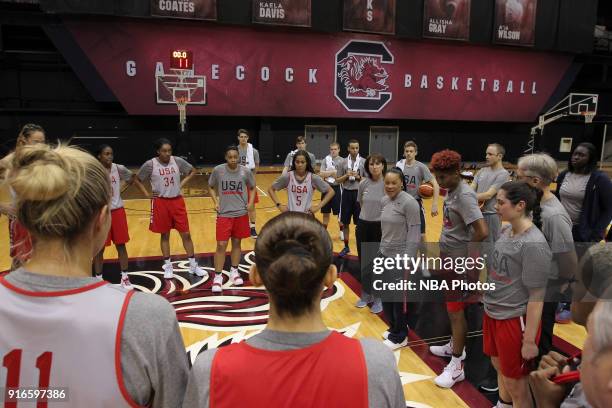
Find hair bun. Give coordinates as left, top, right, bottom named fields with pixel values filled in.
left=10, top=144, right=70, bottom=202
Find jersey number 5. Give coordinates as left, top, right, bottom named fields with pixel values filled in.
left=3, top=349, right=53, bottom=408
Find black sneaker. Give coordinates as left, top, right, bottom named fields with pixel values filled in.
left=478, top=376, right=499, bottom=393
left=250, top=227, right=258, bottom=239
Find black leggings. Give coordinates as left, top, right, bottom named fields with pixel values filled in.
left=356, top=219, right=382, bottom=295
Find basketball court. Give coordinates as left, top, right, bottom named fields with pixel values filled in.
left=0, top=174, right=587, bottom=408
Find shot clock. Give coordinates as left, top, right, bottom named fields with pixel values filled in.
left=170, top=50, right=193, bottom=70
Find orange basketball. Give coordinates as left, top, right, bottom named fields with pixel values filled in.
left=418, top=183, right=434, bottom=198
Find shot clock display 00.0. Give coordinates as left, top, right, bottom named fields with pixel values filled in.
left=170, top=50, right=193, bottom=70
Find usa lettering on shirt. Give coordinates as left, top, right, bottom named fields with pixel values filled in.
left=221, top=180, right=245, bottom=195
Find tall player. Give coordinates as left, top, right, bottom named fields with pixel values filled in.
left=137, top=138, right=205, bottom=279
left=472, top=144, right=510, bottom=242
left=0, top=124, right=46, bottom=268
left=269, top=151, right=334, bottom=213
left=282, top=136, right=317, bottom=175
left=336, top=139, right=365, bottom=257
left=396, top=141, right=440, bottom=240
left=319, top=142, right=344, bottom=235
left=93, top=144, right=143, bottom=288
left=0, top=143, right=188, bottom=406
left=429, top=149, right=488, bottom=389
left=209, top=145, right=256, bottom=293
left=237, top=129, right=260, bottom=238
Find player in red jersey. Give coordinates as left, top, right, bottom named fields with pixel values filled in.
left=184, top=212, right=405, bottom=407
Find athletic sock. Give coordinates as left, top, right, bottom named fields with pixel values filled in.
left=496, top=400, right=512, bottom=408
left=188, top=257, right=197, bottom=268
left=450, top=355, right=463, bottom=366
left=230, top=265, right=238, bottom=273
left=249, top=222, right=256, bottom=228
left=164, top=258, right=172, bottom=265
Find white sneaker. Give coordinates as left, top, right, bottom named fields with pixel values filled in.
left=429, top=341, right=466, bottom=360
left=434, top=359, right=465, bottom=388
left=212, top=274, right=223, bottom=293
left=383, top=337, right=408, bottom=351
left=230, top=269, right=243, bottom=286
left=382, top=330, right=390, bottom=340
left=95, top=274, right=103, bottom=281
left=162, top=263, right=173, bottom=279
left=120, top=272, right=133, bottom=289
left=189, top=264, right=207, bottom=278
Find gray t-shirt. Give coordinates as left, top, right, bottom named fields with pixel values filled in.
left=4, top=269, right=189, bottom=408
left=484, top=225, right=552, bottom=319
left=283, top=150, right=317, bottom=167
left=320, top=155, right=344, bottom=186
left=559, top=172, right=590, bottom=225
left=358, top=177, right=385, bottom=222
left=541, top=196, right=575, bottom=280
left=399, top=161, right=433, bottom=199
left=474, top=167, right=510, bottom=214
left=440, top=182, right=484, bottom=252
left=208, top=164, right=255, bottom=218
left=237, top=145, right=260, bottom=170
left=116, top=164, right=133, bottom=181
left=338, top=156, right=366, bottom=190
left=183, top=330, right=405, bottom=408
left=380, top=191, right=422, bottom=257
left=137, top=156, right=193, bottom=182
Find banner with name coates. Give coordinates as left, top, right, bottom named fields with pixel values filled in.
left=423, top=0, right=471, bottom=40
left=151, top=0, right=217, bottom=20
left=252, top=0, right=311, bottom=27
left=343, top=0, right=396, bottom=35
left=494, top=0, right=537, bottom=46
left=66, top=20, right=572, bottom=122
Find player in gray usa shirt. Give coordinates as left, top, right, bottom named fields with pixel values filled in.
left=484, top=181, right=552, bottom=408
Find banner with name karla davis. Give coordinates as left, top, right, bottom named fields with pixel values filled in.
left=423, top=0, right=471, bottom=41
left=494, top=0, right=537, bottom=46
left=252, top=0, right=311, bottom=27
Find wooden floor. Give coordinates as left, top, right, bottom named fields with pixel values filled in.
left=0, top=170, right=588, bottom=408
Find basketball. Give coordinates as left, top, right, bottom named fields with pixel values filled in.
left=418, top=183, right=434, bottom=198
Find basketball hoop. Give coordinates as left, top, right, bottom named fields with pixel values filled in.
left=581, top=111, right=596, bottom=124
left=176, top=96, right=189, bottom=132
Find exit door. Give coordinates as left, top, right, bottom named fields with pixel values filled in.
left=305, top=125, right=337, bottom=163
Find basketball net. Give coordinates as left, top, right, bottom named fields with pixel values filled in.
left=581, top=111, right=595, bottom=124
left=176, top=96, right=189, bottom=132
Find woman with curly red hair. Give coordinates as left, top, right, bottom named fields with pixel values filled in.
left=428, top=149, right=489, bottom=388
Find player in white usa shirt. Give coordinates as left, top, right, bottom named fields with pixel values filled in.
left=137, top=138, right=205, bottom=279
left=94, top=144, right=146, bottom=288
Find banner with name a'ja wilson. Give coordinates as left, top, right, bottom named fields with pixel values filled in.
left=252, top=0, right=311, bottom=27
left=494, top=0, right=537, bottom=46
left=151, top=0, right=217, bottom=20
left=423, top=0, right=471, bottom=41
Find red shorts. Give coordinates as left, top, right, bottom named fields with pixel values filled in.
left=483, top=313, right=542, bottom=379
left=9, top=218, right=32, bottom=261
left=105, top=207, right=130, bottom=246
left=216, top=215, right=250, bottom=241
left=149, top=196, right=190, bottom=233
left=248, top=186, right=259, bottom=204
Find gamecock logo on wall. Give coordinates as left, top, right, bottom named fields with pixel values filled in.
left=335, top=40, right=394, bottom=112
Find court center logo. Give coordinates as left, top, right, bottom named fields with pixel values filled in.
left=335, top=40, right=394, bottom=112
